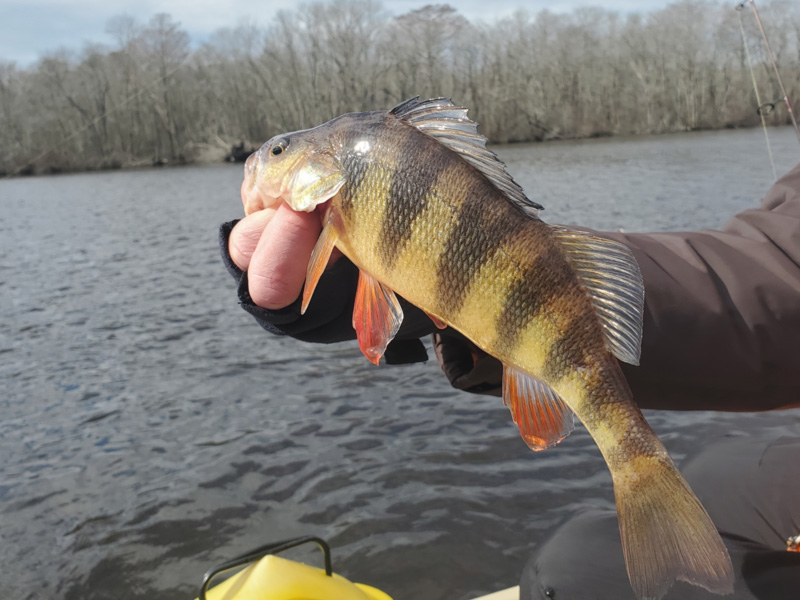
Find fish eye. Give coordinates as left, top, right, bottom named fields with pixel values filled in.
left=271, top=138, right=289, bottom=156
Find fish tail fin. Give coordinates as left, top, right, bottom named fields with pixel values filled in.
left=613, top=455, right=734, bottom=599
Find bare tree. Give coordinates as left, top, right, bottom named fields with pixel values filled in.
left=2, top=1, right=799, bottom=176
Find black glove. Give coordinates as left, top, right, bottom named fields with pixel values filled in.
left=432, top=330, right=502, bottom=396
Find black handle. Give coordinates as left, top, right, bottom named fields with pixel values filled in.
left=199, top=535, right=332, bottom=600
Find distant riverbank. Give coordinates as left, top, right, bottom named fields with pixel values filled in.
left=1, top=140, right=247, bottom=178
left=1, top=120, right=789, bottom=179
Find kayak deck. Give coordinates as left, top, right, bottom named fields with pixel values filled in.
left=473, top=587, right=519, bottom=600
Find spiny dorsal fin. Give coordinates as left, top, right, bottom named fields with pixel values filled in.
left=390, top=97, right=543, bottom=217
left=553, top=226, right=645, bottom=365
left=502, top=364, right=574, bottom=451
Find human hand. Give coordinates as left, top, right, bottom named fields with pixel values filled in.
left=228, top=202, right=339, bottom=309
left=432, top=331, right=503, bottom=396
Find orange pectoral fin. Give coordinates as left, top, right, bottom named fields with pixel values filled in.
left=353, top=271, right=404, bottom=365
left=502, top=364, right=574, bottom=451
left=301, top=222, right=340, bottom=315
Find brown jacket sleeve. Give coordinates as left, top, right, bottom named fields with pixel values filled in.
left=604, top=162, right=800, bottom=411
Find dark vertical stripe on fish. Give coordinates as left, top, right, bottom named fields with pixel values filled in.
left=379, top=129, right=447, bottom=270
left=339, top=128, right=373, bottom=220
left=340, top=156, right=367, bottom=220
left=436, top=180, right=525, bottom=314
left=493, top=242, right=563, bottom=356
left=541, top=309, right=598, bottom=384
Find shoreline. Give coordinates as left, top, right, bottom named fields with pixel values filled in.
left=1, top=122, right=789, bottom=180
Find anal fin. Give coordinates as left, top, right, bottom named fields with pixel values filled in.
left=353, top=271, right=404, bottom=365
left=502, top=365, right=574, bottom=451
left=301, top=222, right=339, bottom=314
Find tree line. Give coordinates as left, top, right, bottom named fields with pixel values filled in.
left=1, top=0, right=798, bottom=176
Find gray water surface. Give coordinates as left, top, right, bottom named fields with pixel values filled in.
left=2, top=126, right=799, bottom=600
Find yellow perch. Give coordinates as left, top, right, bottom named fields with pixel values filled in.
left=240, top=98, right=734, bottom=599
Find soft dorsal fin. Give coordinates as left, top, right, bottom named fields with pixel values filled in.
left=502, top=364, right=574, bottom=451
left=553, top=226, right=645, bottom=365
left=390, top=97, right=543, bottom=217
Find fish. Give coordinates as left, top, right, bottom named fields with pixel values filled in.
left=240, top=97, right=734, bottom=599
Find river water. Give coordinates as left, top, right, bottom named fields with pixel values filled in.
left=2, top=126, right=799, bottom=600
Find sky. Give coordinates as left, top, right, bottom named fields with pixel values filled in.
left=0, top=0, right=671, bottom=66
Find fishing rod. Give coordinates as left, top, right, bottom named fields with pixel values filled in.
left=736, top=0, right=800, bottom=144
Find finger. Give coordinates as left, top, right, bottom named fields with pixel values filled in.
left=433, top=332, right=503, bottom=393
left=433, top=332, right=474, bottom=384
left=229, top=208, right=276, bottom=271
left=248, top=203, right=322, bottom=309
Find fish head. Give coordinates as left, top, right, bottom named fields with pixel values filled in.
left=241, top=127, right=345, bottom=215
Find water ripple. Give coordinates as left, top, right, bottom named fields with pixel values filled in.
left=1, top=135, right=799, bottom=599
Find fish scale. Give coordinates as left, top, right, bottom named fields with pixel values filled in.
left=493, top=239, right=562, bottom=356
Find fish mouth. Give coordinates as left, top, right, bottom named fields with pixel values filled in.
left=241, top=151, right=281, bottom=215
left=240, top=177, right=280, bottom=216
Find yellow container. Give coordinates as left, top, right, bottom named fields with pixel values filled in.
left=199, top=554, right=392, bottom=600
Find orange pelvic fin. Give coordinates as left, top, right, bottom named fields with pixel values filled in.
left=353, top=271, right=404, bottom=365
left=301, top=222, right=340, bottom=315
left=425, top=311, right=448, bottom=330
left=502, top=364, right=574, bottom=451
